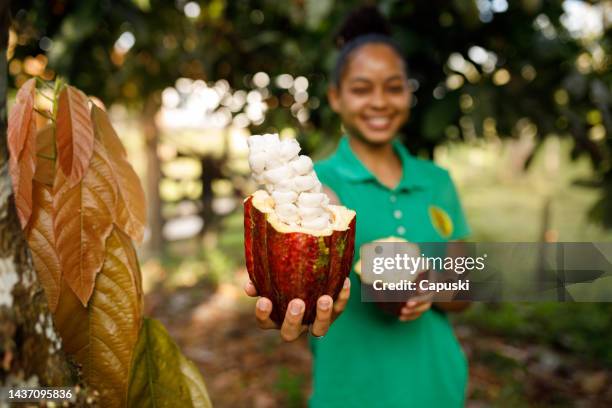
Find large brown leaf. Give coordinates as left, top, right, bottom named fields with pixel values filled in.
left=8, top=77, right=35, bottom=158
left=26, top=181, right=61, bottom=311
left=91, top=105, right=146, bottom=243
left=8, top=78, right=37, bottom=227
left=56, top=86, right=94, bottom=187
left=53, top=139, right=116, bottom=305
left=33, top=124, right=56, bottom=186
left=54, top=228, right=143, bottom=407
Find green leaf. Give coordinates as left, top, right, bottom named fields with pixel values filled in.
left=179, top=354, right=214, bottom=408
left=128, top=318, right=212, bottom=408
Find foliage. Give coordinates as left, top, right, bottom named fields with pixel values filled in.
left=7, top=78, right=210, bottom=407
left=128, top=318, right=212, bottom=408
left=9, top=0, right=612, bottom=227
left=459, top=302, right=612, bottom=366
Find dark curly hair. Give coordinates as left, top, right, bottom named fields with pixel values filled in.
left=331, top=5, right=407, bottom=87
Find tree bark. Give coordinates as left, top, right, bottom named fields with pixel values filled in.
left=142, top=94, right=163, bottom=256
left=0, top=1, right=73, bottom=389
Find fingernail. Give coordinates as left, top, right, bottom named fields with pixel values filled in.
left=290, top=301, right=304, bottom=315
left=319, top=298, right=331, bottom=311
left=343, top=278, right=351, bottom=289
left=257, top=299, right=269, bottom=312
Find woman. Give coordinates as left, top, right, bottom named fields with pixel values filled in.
left=245, top=7, right=470, bottom=407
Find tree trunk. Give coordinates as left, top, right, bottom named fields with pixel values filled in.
left=0, top=2, right=73, bottom=390
left=142, top=94, right=163, bottom=256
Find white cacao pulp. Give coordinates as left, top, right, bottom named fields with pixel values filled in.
left=247, top=134, right=331, bottom=229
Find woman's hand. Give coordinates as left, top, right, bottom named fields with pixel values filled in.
left=398, top=299, right=432, bottom=322
left=244, top=277, right=351, bottom=342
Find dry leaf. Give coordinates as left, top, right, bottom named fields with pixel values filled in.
left=8, top=78, right=37, bottom=227
left=54, top=228, right=143, bottom=407
left=56, top=86, right=94, bottom=187
left=33, top=124, right=56, bottom=186
left=26, top=181, right=61, bottom=311
left=53, top=139, right=116, bottom=305
left=8, top=78, right=35, bottom=158
left=91, top=105, right=146, bottom=243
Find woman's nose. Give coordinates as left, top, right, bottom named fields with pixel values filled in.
left=369, top=88, right=388, bottom=109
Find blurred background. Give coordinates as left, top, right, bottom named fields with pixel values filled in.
left=7, top=0, right=612, bottom=406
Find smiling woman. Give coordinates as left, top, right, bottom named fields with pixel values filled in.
left=247, top=5, right=472, bottom=408
left=328, top=43, right=411, bottom=148
left=312, top=6, right=472, bottom=407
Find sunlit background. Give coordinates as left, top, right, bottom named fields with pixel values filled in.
left=7, top=1, right=612, bottom=406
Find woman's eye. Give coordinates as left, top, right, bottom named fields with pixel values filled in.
left=350, top=88, right=369, bottom=95
left=388, top=86, right=405, bottom=93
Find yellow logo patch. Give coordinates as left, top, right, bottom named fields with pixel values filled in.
left=429, top=206, right=453, bottom=238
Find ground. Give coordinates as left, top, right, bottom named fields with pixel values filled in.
left=146, top=268, right=612, bottom=408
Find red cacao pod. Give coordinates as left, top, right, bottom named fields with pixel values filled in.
left=244, top=191, right=356, bottom=325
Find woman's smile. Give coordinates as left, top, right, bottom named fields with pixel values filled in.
left=361, top=114, right=395, bottom=131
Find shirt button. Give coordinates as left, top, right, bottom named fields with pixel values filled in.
left=390, top=195, right=397, bottom=203
left=393, top=210, right=402, bottom=219
left=397, top=226, right=406, bottom=235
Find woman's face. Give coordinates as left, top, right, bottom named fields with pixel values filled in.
left=328, top=43, right=411, bottom=146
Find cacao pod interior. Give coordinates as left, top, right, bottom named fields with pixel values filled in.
left=250, top=190, right=355, bottom=237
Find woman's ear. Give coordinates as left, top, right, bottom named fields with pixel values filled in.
left=327, top=86, right=341, bottom=113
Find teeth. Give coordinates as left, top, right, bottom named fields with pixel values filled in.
left=366, top=117, right=390, bottom=126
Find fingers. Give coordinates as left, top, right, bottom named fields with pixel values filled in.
left=311, top=295, right=333, bottom=337
left=255, top=298, right=277, bottom=329
left=399, top=300, right=432, bottom=322
left=280, top=299, right=307, bottom=342
left=332, top=278, right=351, bottom=319
left=244, top=279, right=258, bottom=297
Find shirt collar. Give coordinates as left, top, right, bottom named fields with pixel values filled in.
left=335, top=136, right=430, bottom=191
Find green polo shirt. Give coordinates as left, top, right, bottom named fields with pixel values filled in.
left=309, top=136, right=470, bottom=408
